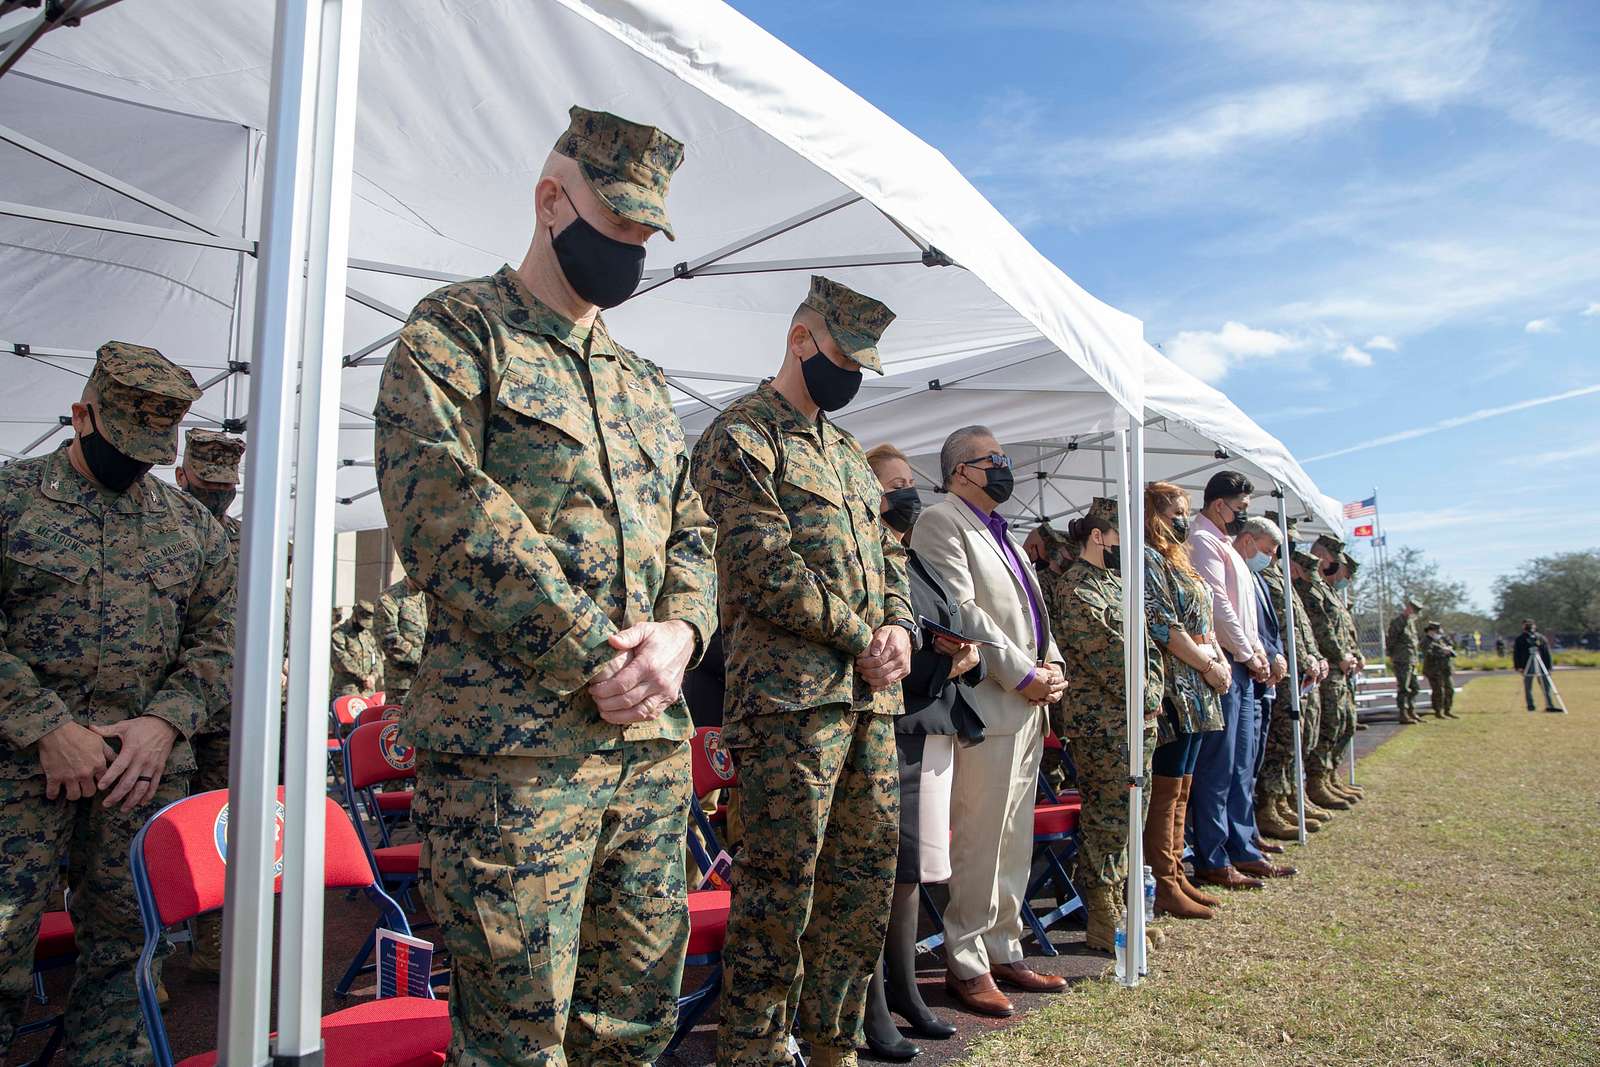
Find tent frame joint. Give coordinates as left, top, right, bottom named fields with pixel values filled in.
left=922, top=246, right=952, bottom=267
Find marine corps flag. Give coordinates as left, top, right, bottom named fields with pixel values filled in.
left=1353, top=524, right=1375, bottom=538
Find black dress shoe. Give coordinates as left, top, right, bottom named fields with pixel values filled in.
left=885, top=995, right=958, bottom=1040
left=864, top=1031, right=922, bottom=1061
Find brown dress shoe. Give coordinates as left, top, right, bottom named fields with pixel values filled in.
left=944, top=971, right=1016, bottom=1017
left=1236, top=858, right=1297, bottom=878
left=991, top=961, right=1067, bottom=993
left=1253, top=834, right=1285, bottom=855
left=1194, top=865, right=1265, bottom=890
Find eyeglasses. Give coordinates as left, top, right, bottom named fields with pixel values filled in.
left=963, top=453, right=1012, bottom=469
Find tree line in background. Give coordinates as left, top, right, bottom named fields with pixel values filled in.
left=1350, top=545, right=1600, bottom=642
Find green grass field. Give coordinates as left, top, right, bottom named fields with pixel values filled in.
left=1454, top=651, right=1600, bottom=671
left=963, top=671, right=1600, bottom=1067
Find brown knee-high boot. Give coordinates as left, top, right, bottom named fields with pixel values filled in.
left=1144, top=775, right=1213, bottom=919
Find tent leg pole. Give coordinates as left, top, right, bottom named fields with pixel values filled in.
left=1116, top=422, right=1146, bottom=985
left=1274, top=493, right=1307, bottom=846
left=218, top=1, right=321, bottom=1064
left=275, top=0, right=365, bottom=1062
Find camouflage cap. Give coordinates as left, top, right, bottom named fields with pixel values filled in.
left=803, top=275, right=896, bottom=373
left=1313, top=533, right=1346, bottom=556
left=1404, top=596, right=1422, bottom=612
left=352, top=599, right=377, bottom=622
left=554, top=105, right=684, bottom=241
left=1263, top=509, right=1301, bottom=541
left=1290, top=548, right=1320, bottom=571
left=1088, top=496, right=1120, bottom=530
left=1424, top=620, right=1442, bottom=631
left=1034, top=522, right=1074, bottom=550
left=1341, top=551, right=1360, bottom=576
left=88, top=342, right=202, bottom=464
left=184, top=428, right=245, bottom=485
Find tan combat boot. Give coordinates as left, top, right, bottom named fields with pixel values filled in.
left=809, top=1046, right=859, bottom=1067
left=1307, top=771, right=1352, bottom=811
left=1083, top=883, right=1121, bottom=953
left=1257, top=796, right=1299, bottom=840
left=190, top=912, right=223, bottom=979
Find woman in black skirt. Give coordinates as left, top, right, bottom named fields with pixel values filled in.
left=861, top=444, right=986, bottom=1060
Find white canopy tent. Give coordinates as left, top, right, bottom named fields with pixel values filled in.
left=1, top=1, right=1161, bottom=1060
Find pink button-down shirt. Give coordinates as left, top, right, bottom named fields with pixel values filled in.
left=1189, top=512, right=1265, bottom=662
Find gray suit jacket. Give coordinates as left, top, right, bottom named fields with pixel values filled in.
left=910, top=496, right=1061, bottom=737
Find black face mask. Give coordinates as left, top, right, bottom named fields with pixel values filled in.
left=550, top=189, right=646, bottom=309
left=1321, top=560, right=1339, bottom=579
left=1102, top=544, right=1122, bottom=575
left=881, top=488, right=922, bottom=533
left=79, top=407, right=152, bottom=493
left=185, top=483, right=237, bottom=520
left=1224, top=501, right=1249, bottom=536
left=965, top=463, right=1014, bottom=505
left=1170, top=515, right=1190, bottom=543
left=800, top=336, right=863, bottom=412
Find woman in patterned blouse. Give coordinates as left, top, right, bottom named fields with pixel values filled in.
left=1142, top=481, right=1231, bottom=920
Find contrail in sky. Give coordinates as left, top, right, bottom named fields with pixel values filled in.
left=1303, top=382, right=1600, bottom=462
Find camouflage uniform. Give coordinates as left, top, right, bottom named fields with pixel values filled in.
left=1294, top=561, right=1341, bottom=772
left=691, top=277, right=909, bottom=1067
left=0, top=343, right=234, bottom=1065
left=180, top=428, right=245, bottom=794
left=373, top=108, right=716, bottom=1066
left=1422, top=626, right=1456, bottom=718
left=1045, top=502, right=1161, bottom=891
left=1386, top=606, right=1421, bottom=722
left=1256, top=555, right=1319, bottom=804
left=1332, top=554, right=1363, bottom=755
left=329, top=601, right=383, bottom=698
left=376, top=578, right=428, bottom=702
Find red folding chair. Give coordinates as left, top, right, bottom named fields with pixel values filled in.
left=14, top=909, right=74, bottom=1066
left=355, top=703, right=403, bottom=728
left=336, top=720, right=429, bottom=998
left=129, top=788, right=449, bottom=1067
left=1025, top=740, right=1085, bottom=956
left=665, top=727, right=737, bottom=1057
left=351, top=705, right=410, bottom=840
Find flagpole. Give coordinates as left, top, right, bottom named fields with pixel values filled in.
left=1372, top=486, right=1387, bottom=665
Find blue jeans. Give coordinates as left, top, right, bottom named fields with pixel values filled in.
left=1191, top=660, right=1264, bottom=870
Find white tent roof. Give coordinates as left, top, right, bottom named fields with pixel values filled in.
left=1, top=0, right=1146, bottom=532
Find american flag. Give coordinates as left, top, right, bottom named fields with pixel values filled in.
left=1343, top=495, right=1376, bottom=519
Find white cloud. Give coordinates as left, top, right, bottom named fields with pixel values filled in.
left=1365, top=335, right=1399, bottom=351
left=1583, top=303, right=1600, bottom=317
left=1524, top=318, right=1560, bottom=334
left=1163, top=321, right=1302, bottom=383
left=1338, top=344, right=1375, bottom=367
left=1305, top=382, right=1600, bottom=461
left=1531, top=440, right=1600, bottom=466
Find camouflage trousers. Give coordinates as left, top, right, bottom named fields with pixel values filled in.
left=413, top=740, right=690, bottom=1067
left=1310, top=676, right=1356, bottom=771
left=190, top=728, right=231, bottom=794
left=1064, top=722, right=1157, bottom=890
left=717, top=706, right=897, bottom=1066
left=1426, top=671, right=1454, bottom=715
left=1257, top=683, right=1320, bottom=798
left=1391, top=659, right=1419, bottom=717
left=0, top=774, right=187, bottom=1066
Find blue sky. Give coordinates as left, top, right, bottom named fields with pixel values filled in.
left=728, top=0, right=1600, bottom=611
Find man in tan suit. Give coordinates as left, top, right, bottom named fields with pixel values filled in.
left=911, top=425, right=1069, bottom=1017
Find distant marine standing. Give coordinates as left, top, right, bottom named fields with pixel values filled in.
left=1421, top=622, right=1459, bottom=720
left=329, top=600, right=383, bottom=698
left=376, top=576, right=428, bottom=703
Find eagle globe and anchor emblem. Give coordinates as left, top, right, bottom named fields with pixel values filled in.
left=214, top=799, right=288, bottom=877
